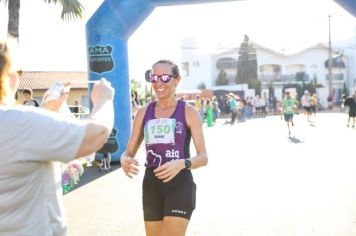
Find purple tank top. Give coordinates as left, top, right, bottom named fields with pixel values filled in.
left=142, top=100, right=191, bottom=168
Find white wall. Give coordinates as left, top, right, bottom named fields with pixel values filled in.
left=179, top=54, right=213, bottom=90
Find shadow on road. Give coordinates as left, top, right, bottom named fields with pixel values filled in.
left=288, top=136, right=304, bottom=144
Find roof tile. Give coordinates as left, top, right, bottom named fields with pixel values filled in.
left=18, top=71, right=88, bottom=90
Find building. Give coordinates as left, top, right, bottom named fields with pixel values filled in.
left=17, top=71, right=89, bottom=107
left=179, top=38, right=351, bottom=108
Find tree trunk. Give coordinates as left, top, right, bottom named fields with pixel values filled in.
left=7, top=0, right=20, bottom=40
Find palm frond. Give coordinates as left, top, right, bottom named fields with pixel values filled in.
left=0, top=0, right=9, bottom=5
left=44, top=0, right=84, bottom=21
left=43, top=0, right=60, bottom=4
left=61, top=0, right=84, bottom=21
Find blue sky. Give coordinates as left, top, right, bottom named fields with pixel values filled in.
left=0, top=0, right=355, bottom=80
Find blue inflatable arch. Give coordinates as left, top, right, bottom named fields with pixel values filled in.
left=85, top=0, right=237, bottom=161
left=86, top=0, right=356, bottom=161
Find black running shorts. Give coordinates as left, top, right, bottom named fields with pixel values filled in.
left=142, top=167, right=196, bottom=221
left=303, top=106, right=311, bottom=112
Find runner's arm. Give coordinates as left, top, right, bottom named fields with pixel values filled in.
left=121, top=106, right=146, bottom=159
left=185, top=104, right=208, bottom=169
left=120, top=106, right=146, bottom=178
left=76, top=80, right=114, bottom=158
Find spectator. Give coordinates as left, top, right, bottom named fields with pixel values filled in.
left=0, top=42, right=115, bottom=236
left=72, top=99, right=80, bottom=118
left=22, top=88, right=39, bottom=107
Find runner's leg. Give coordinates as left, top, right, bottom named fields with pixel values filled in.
left=161, top=216, right=189, bottom=236
left=145, top=221, right=163, bottom=236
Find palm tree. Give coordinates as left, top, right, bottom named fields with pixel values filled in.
left=1, top=0, right=84, bottom=41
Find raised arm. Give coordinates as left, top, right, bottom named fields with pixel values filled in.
left=40, top=80, right=115, bottom=158
left=76, top=79, right=115, bottom=157
left=185, top=104, right=208, bottom=169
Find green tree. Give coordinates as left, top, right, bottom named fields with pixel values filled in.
left=236, top=35, right=258, bottom=90
left=130, top=78, right=145, bottom=104
left=1, top=0, right=84, bottom=41
left=197, top=82, right=206, bottom=90
left=216, top=69, right=228, bottom=85
left=130, top=78, right=142, bottom=94
left=295, top=72, right=308, bottom=82
left=289, top=73, right=323, bottom=96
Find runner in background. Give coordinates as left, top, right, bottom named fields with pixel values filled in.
left=282, top=91, right=299, bottom=138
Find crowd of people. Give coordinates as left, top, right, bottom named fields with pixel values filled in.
left=178, top=92, right=281, bottom=126
left=170, top=90, right=323, bottom=129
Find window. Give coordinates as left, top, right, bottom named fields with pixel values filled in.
left=181, top=62, right=189, bottom=76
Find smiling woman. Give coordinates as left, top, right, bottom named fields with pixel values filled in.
left=120, top=59, right=208, bottom=236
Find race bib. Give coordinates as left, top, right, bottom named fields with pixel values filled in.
left=144, top=118, right=176, bottom=145
left=285, top=105, right=293, bottom=113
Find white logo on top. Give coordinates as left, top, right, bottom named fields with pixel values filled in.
left=146, top=150, right=162, bottom=166
left=165, top=149, right=180, bottom=159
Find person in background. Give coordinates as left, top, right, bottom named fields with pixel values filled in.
left=212, top=96, right=220, bottom=124
left=0, top=42, right=115, bottom=236
left=310, top=93, right=318, bottom=118
left=72, top=99, right=80, bottom=118
left=194, top=95, right=204, bottom=122
left=205, top=98, right=213, bottom=127
left=228, top=93, right=237, bottom=124
left=131, top=92, right=139, bottom=120
left=120, top=59, right=208, bottom=236
left=22, top=88, right=39, bottom=107
left=282, top=91, right=299, bottom=138
left=301, top=90, right=312, bottom=122
left=261, top=93, right=268, bottom=117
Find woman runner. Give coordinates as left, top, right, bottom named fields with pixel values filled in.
left=120, top=59, right=208, bottom=236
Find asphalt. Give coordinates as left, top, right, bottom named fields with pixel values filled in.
left=64, top=111, right=356, bottom=236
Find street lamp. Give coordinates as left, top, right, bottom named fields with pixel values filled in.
left=328, top=14, right=333, bottom=97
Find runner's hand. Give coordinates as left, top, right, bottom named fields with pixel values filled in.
left=121, top=155, right=139, bottom=178
left=154, top=160, right=184, bottom=183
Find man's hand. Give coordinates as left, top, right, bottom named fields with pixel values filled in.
left=91, top=78, right=114, bottom=107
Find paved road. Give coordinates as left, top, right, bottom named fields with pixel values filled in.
left=64, top=112, right=356, bottom=236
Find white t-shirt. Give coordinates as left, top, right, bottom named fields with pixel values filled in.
left=301, top=94, right=311, bottom=107
left=0, top=106, right=86, bottom=236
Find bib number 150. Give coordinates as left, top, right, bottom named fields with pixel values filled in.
left=145, top=118, right=176, bottom=144
left=151, top=124, right=171, bottom=135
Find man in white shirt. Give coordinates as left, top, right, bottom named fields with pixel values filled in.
left=0, top=42, right=115, bottom=236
